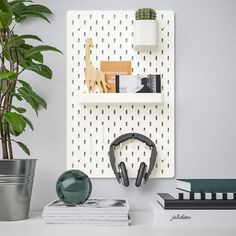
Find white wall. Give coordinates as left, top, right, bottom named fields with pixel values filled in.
left=13, top=0, right=236, bottom=210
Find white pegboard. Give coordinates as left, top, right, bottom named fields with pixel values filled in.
left=67, top=10, right=175, bottom=178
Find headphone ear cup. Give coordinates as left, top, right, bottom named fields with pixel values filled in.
left=118, top=162, right=129, bottom=187
left=135, top=162, right=147, bottom=187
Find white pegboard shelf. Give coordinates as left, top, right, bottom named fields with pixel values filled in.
left=78, top=93, right=163, bottom=104
left=67, top=10, right=175, bottom=178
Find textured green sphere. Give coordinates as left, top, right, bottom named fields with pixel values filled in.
left=56, top=170, right=92, bottom=205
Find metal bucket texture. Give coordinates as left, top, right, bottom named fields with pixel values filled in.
left=0, top=159, right=37, bottom=221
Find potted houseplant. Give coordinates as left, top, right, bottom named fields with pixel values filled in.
left=133, top=8, right=158, bottom=52
left=0, top=0, right=61, bottom=221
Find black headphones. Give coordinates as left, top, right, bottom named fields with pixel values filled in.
left=109, top=133, right=157, bottom=187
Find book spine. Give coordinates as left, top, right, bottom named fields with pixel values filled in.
left=42, top=210, right=129, bottom=214
left=115, top=75, right=119, bottom=93
left=157, top=193, right=236, bottom=209
left=153, top=208, right=236, bottom=227
left=176, top=192, right=236, bottom=200
left=177, top=179, right=236, bottom=193
left=163, top=200, right=236, bottom=210
left=155, top=74, right=161, bottom=93
left=44, top=219, right=129, bottom=226
left=42, top=215, right=128, bottom=220
left=177, top=187, right=236, bottom=193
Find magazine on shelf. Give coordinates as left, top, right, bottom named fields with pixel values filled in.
left=116, top=74, right=161, bottom=93
left=100, top=61, right=132, bottom=93
left=43, top=199, right=129, bottom=214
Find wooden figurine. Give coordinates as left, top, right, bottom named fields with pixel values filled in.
left=84, top=38, right=110, bottom=93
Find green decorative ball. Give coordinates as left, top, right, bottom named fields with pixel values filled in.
left=56, top=170, right=92, bottom=205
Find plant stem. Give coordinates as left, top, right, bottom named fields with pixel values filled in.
left=0, top=29, right=7, bottom=159
left=0, top=129, right=8, bottom=159
left=7, top=128, right=13, bottom=159
left=6, top=29, right=16, bottom=159
left=0, top=28, right=10, bottom=159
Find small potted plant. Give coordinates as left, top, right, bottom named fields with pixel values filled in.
left=0, top=0, right=61, bottom=221
left=133, top=8, right=158, bottom=52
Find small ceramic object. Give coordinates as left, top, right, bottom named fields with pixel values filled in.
left=133, top=20, right=158, bottom=51
left=133, top=8, right=158, bottom=52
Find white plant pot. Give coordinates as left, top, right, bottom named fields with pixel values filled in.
left=133, top=20, right=158, bottom=52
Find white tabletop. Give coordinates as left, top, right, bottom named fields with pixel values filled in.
left=0, top=211, right=236, bottom=236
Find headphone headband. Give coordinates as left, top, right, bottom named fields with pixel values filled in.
left=109, top=133, right=157, bottom=184
left=110, top=133, right=156, bottom=148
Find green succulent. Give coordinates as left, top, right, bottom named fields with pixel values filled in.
left=135, top=8, right=157, bottom=20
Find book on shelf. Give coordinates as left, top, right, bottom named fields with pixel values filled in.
left=42, top=214, right=129, bottom=220
left=44, top=218, right=130, bottom=226
left=43, top=198, right=129, bottom=213
left=100, top=61, right=131, bottom=93
left=116, top=74, right=161, bottom=93
left=176, top=191, right=236, bottom=200
left=42, top=199, right=130, bottom=226
left=151, top=201, right=236, bottom=227
left=157, top=193, right=236, bottom=210
left=177, top=179, right=236, bottom=193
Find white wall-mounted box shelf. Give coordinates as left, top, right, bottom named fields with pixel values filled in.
left=78, top=93, right=163, bottom=104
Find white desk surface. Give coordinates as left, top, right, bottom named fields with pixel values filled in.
left=0, top=211, right=236, bottom=236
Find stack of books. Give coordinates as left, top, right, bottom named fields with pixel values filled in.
left=152, top=179, right=236, bottom=226
left=42, top=199, right=130, bottom=226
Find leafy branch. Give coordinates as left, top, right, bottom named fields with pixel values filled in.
left=0, top=0, right=62, bottom=159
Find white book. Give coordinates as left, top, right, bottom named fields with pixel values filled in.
left=43, top=199, right=129, bottom=215
left=43, top=220, right=130, bottom=226
left=43, top=217, right=131, bottom=226
left=151, top=202, right=236, bottom=227
left=43, top=214, right=129, bottom=221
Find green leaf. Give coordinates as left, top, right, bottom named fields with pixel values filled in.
left=18, top=80, right=47, bottom=110
left=26, top=4, right=52, bottom=14
left=9, top=0, right=32, bottom=6
left=18, top=79, right=32, bottom=92
left=18, top=43, right=44, bottom=63
left=2, top=44, right=22, bottom=62
left=31, top=51, right=43, bottom=63
left=24, top=45, right=62, bottom=58
left=16, top=141, right=30, bottom=155
left=13, top=93, right=23, bottom=101
left=0, top=72, right=17, bottom=80
left=30, top=92, right=47, bottom=109
left=1, top=79, right=7, bottom=93
left=0, top=12, right=12, bottom=28
left=23, top=116, right=33, bottom=130
left=3, top=112, right=26, bottom=134
left=7, top=34, right=43, bottom=45
left=0, top=0, right=12, bottom=13
left=35, top=64, right=52, bottom=79
left=11, top=105, right=26, bottom=113
left=11, top=2, right=26, bottom=20
left=9, top=126, right=20, bottom=136
left=19, top=10, right=50, bottom=23
left=17, top=85, right=47, bottom=115
left=21, top=62, right=52, bottom=79
left=18, top=87, right=39, bottom=115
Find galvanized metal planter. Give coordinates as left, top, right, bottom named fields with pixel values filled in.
left=0, top=159, right=37, bottom=221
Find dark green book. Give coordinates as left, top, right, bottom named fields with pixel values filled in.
left=177, top=179, right=236, bottom=193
